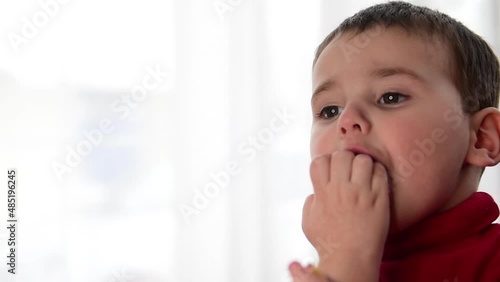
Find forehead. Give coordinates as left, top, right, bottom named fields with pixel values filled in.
left=312, top=26, right=454, bottom=87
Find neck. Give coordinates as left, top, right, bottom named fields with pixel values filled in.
left=439, top=165, right=480, bottom=212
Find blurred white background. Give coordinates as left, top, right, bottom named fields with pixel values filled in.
left=0, top=0, right=498, bottom=281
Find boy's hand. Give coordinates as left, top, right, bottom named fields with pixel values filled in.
left=302, top=151, right=390, bottom=279
left=288, top=262, right=333, bottom=282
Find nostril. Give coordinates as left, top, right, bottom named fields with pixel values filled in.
left=341, top=124, right=362, bottom=134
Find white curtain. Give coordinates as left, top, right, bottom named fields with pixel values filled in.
left=0, top=1, right=498, bottom=281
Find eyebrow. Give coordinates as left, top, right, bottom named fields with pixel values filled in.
left=311, top=79, right=336, bottom=104
left=373, top=67, right=425, bottom=82
left=311, top=67, right=425, bottom=104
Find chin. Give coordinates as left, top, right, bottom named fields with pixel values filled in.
left=387, top=203, right=424, bottom=236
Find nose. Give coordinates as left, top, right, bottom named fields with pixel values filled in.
left=337, top=104, right=371, bottom=135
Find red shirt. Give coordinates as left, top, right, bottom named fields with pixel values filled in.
left=381, top=192, right=500, bottom=282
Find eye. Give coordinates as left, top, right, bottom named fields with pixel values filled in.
left=378, top=92, right=408, bottom=105
left=316, top=105, right=343, bottom=120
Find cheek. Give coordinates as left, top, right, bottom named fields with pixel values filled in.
left=387, top=126, right=468, bottom=231
left=310, top=125, right=335, bottom=158
left=428, top=125, right=469, bottom=174
left=390, top=119, right=468, bottom=188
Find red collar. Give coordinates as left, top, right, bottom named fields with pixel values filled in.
left=383, top=192, right=499, bottom=260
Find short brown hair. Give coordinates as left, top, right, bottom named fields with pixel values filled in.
left=313, top=1, right=500, bottom=114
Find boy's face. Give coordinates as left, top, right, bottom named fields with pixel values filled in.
left=311, top=27, right=472, bottom=232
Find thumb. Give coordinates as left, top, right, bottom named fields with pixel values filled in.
left=289, top=262, right=325, bottom=282
left=289, top=261, right=308, bottom=281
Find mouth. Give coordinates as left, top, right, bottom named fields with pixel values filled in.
left=342, top=146, right=394, bottom=189
left=339, top=146, right=395, bottom=199
left=345, top=146, right=380, bottom=163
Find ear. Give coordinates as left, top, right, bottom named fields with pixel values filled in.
left=465, top=107, right=500, bottom=167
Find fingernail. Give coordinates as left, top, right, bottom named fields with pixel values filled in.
left=288, top=261, right=301, bottom=272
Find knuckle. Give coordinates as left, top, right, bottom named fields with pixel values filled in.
left=303, top=194, right=315, bottom=211
left=305, top=194, right=315, bottom=204
left=310, top=155, right=330, bottom=176
left=310, top=155, right=330, bottom=169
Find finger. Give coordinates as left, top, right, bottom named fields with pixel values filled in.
left=289, top=261, right=309, bottom=282
left=330, top=150, right=354, bottom=183
left=302, top=194, right=314, bottom=224
left=310, top=155, right=331, bottom=195
left=371, top=162, right=389, bottom=195
left=350, top=154, right=374, bottom=185
left=288, top=262, right=332, bottom=282
left=304, top=264, right=315, bottom=272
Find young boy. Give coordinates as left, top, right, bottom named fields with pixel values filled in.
left=288, top=1, right=500, bottom=281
